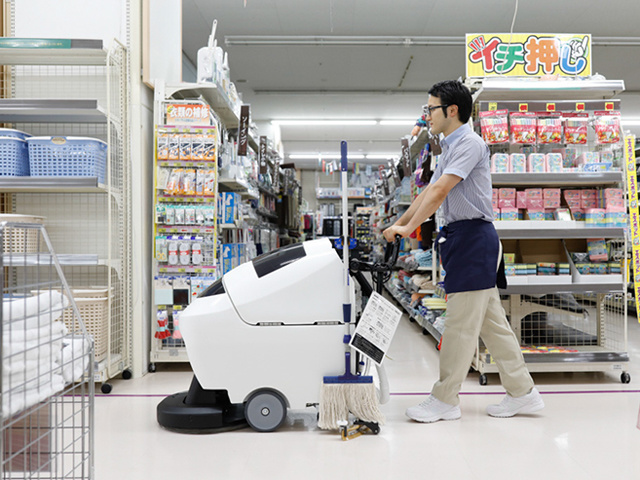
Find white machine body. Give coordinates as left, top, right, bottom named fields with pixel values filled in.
left=180, top=238, right=355, bottom=408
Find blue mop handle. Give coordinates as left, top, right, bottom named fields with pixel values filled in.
left=340, top=141, right=351, bottom=326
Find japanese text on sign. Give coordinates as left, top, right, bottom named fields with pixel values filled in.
left=466, top=34, right=591, bottom=78
left=624, top=135, right=640, bottom=323
left=165, top=104, right=211, bottom=125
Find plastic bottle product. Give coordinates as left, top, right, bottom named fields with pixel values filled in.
left=222, top=51, right=231, bottom=94
left=197, top=20, right=217, bottom=84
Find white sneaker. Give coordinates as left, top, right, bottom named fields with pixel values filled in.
left=406, top=395, right=461, bottom=423
left=487, top=388, right=545, bottom=418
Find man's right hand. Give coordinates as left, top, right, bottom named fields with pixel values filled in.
left=383, top=225, right=411, bottom=242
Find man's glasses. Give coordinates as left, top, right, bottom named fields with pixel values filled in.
left=423, top=104, right=450, bottom=116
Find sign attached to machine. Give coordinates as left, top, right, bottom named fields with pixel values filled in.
left=466, top=33, right=591, bottom=78
left=350, top=291, right=402, bottom=366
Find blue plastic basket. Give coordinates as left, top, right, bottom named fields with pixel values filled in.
left=27, top=136, right=107, bottom=183
left=0, top=128, right=31, bottom=140
left=0, top=137, right=30, bottom=176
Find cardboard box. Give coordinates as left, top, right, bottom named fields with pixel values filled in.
left=565, top=239, right=624, bottom=285
left=222, top=244, right=234, bottom=274
left=221, top=192, right=237, bottom=224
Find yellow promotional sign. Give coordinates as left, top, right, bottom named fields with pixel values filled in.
left=466, top=33, right=591, bottom=78
left=624, top=135, right=640, bottom=322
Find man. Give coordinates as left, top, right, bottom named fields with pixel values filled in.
left=383, top=80, right=544, bottom=422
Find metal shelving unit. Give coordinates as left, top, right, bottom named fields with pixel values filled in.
left=468, top=77, right=630, bottom=384
left=0, top=42, right=133, bottom=393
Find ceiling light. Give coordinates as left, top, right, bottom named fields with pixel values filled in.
left=365, top=154, right=400, bottom=159
left=621, top=119, right=640, bottom=126
left=272, top=120, right=377, bottom=126
left=379, top=120, right=416, bottom=126
left=288, top=153, right=365, bottom=160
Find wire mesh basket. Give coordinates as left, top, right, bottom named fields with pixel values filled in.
left=1, top=222, right=95, bottom=479
left=26, top=136, right=107, bottom=183
left=0, top=137, right=29, bottom=176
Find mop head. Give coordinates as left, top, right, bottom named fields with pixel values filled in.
left=317, top=381, right=385, bottom=430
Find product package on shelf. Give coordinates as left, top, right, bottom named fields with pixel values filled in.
left=157, top=125, right=217, bottom=162
left=563, top=113, right=589, bottom=145
left=537, top=112, right=563, bottom=144
left=594, top=111, right=622, bottom=144
left=509, top=112, right=537, bottom=144
left=480, top=109, right=509, bottom=144
left=491, top=153, right=509, bottom=173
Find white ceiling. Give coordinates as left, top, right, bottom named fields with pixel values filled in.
left=182, top=0, right=640, bottom=170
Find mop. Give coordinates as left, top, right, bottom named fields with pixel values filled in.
left=318, top=141, right=385, bottom=430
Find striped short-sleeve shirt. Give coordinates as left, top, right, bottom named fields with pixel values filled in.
left=430, top=123, right=494, bottom=225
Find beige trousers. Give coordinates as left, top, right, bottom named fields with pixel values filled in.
left=430, top=287, right=534, bottom=406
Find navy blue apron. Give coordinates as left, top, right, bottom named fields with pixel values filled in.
left=436, top=219, right=506, bottom=294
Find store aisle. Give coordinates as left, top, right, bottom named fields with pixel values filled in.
left=96, top=313, right=640, bottom=480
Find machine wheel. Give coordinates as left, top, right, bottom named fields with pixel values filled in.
left=101, top=383, right=113, bottom=394
left=621, top=372, right=631, bottom=384
left=148, top=363, right=157, bottom=373
left=122, top=369, right=133, bottom=380
left=479, top=374, right=488, bottom=386
left=422, top=328, right=428, bottom=335
left=244, top=390, right=287, bottom=432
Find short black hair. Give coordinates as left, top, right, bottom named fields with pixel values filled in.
left=428, top=80, right=473, bottom=124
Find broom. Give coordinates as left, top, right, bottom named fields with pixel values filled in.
left=318, top=141, right=384, bottom=430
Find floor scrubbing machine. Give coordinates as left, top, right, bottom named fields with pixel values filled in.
left=157, top=145, right=401, bottom=434
left=156, top=235, right=400, bottom=433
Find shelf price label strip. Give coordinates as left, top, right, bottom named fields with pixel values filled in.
left=624, top=134, right=640, bottom=323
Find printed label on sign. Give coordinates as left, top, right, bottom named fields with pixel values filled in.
left=466, top=33, right=591, bottom=77
left=624, top=135, right=640, bottom=323
left=165, top=104, right=210, bottom=125
left=350, top=291, right=402, bottom=365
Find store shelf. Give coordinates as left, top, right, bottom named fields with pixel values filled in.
left=474, top=78, right=625, bottom=101
left=158, top=195, right=216, bottom=203
left=248, top=135, right=259, bottom=153
left=0, top=98, right=107, bottom=123
left=0, top=176, right=107, bottom=193
left=219, top=177, right=251, bottom=193
left=258, top=184, right=279, bottom=198
left=478, top=346, right=629, bottom=374
left=164, top=82, right=239, bottom=128
left=500, top=281, right=625, bottom=295
left=156, top=225, right=216, bottom=234
left=157, top=265, right=218, bottom=274
left=256, top=207, right=278, bottom=220
left=494, top=221, right=625, bottom=239
left=150, top=349, right=189, bottom=363
left=491, top=172, right=624, bottom=187
left=0, top=47, right=107, bottom=65
left=157, top=160, right=217, bottom=169
left=2, top=253, right=100, bottom=266
left=410, top=128, right=430, bottom=161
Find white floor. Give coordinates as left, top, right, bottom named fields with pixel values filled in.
left=96, top=312, right=640, bottom=480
